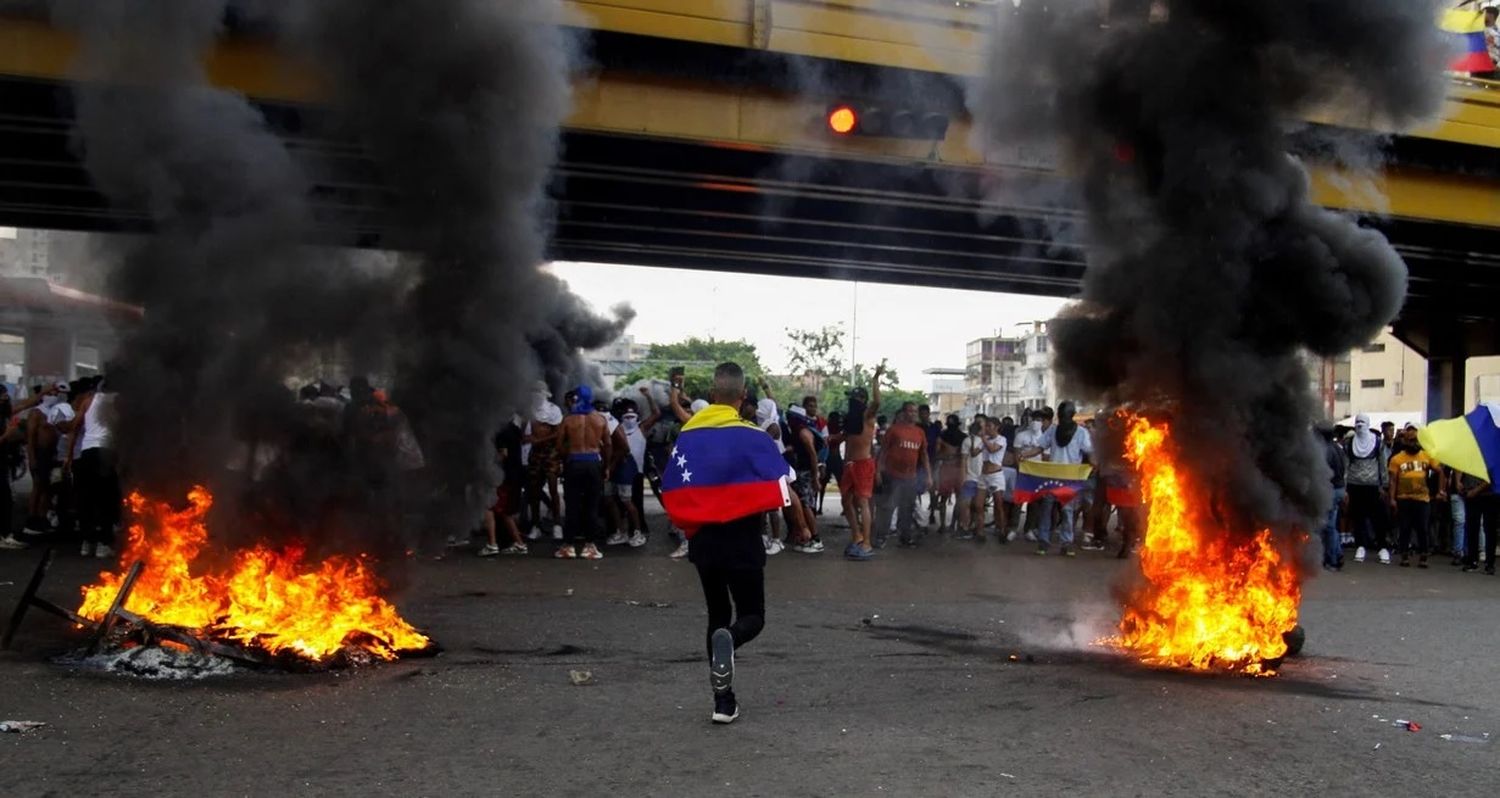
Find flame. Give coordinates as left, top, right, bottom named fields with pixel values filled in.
left=78, top=487, right=430, bottom=662
left=1111, top=416, right=1301, bottom=676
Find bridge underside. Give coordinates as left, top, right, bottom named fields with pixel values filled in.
left=1, top=75, right=1498, bottom=364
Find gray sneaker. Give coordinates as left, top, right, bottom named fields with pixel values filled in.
left=710, top=628, right=734, bottom=695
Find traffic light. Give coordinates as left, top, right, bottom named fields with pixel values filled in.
left=823, top=102, right=950, bottom=141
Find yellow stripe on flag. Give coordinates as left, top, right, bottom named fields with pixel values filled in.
left=1441, top=7, right=1486, bottom=34
left=1017, top=460, right=1094, bottom=481
left=1418, top=416, right=1489, bottom=482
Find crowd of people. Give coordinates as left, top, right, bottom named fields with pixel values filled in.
left=0, top=376, right=120, bottom=556
left=1319, top=415, right=1496, bottom=574
left=479, top=366, right=1144, bottom=563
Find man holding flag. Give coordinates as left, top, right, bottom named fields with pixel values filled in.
left=660, top=362, right=794, bottom=725
left=1418, top=402, right=1500, bottom=575
left=1022, top=401, right=1094, bottom=557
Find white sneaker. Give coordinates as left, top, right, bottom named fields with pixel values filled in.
left=1006, top=530, right=1017, bottom=542
left=552, top=525, right=565, bottom=541
left=446, top=535, right=470, bottom=548
left=1355, top=546, right=1367, bottom=562
left=80, top=542, right=95, bottom=557
left=1378, top=548, right=1391, bottom=565
left=526, top=527, right=543, bottom=541
left=95, top=544, right=115, bottom=560
left=1024, top=530, right=1037, bottom=543
left=766, top=539, right=785, bottom=556
left=605, top=531, right=630, bottom=546
left=581, top=543, right=604, bottom=560
left=627, top=531, right=647, bottom=548
left=501, top=543, right=529, bottom=556
left=0, top=535, right=28, bottom=550
left=478, top=544, right=501, bottom=557
left=669, top=540, right=691, bottom=559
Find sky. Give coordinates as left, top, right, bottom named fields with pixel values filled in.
left=547, top=262, right=1071, bottom=391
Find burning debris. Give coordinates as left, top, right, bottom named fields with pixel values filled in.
left=974, top=2, right=1449, bottom=673
left=77, top=488, right=432, bottom=666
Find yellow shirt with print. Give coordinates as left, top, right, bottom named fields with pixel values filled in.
left=1388, top=451, right=1439, bottom=502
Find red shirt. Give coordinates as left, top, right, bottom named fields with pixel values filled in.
left=883, top=423, right=926, bottom=478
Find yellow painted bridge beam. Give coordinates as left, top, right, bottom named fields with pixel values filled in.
left=2, top=12, right=1498, bottom=229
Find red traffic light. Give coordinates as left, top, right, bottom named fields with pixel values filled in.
left=827, top=106, right=858, bottom=135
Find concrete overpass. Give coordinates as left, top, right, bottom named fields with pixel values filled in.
left=1, top=1, right=1499, bottom=409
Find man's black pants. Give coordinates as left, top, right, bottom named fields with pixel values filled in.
left=695, top=566, right=765, bottom=657
left=1347, top=484, right=1390, bottom=550
left=563, top=458, right=604, bottom=546
left=1465, top=493, right=1499, bottom=570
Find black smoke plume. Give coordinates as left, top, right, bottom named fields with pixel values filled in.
left=54, top=0, right=630, bottom=549
left=974, top=0, right=1447, bottom=533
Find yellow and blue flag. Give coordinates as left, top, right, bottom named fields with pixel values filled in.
left=1441, top=4, right=1494, bottom=73
left=661, top=404, right=791, bottom=537
left=1417, top=402, right=1500, bottom=485
left=1014, top=460, right=1094, bottom=504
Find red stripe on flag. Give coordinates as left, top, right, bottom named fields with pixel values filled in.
left=662, top=480, right=787, bottom=537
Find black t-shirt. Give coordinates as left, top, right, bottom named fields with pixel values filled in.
left=688, top=513, right=767, bottom=570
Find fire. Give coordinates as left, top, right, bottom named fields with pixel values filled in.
left=78, top=487, right=430, bottom=662
left=1111, top=416, right=1301, bottom=676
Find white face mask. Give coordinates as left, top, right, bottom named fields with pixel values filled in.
left=41, top=395, right=60, bottom=409
left=622, top=416, right=639, bottom=432
left=1030, top=420, right=1042, bottom=433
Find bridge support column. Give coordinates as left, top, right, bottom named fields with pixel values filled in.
left=1427, top=356, right=1466, bottom=422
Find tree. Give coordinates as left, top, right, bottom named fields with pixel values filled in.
left=615, top=337, right=767, bottom=399
left=784, top=325, right=847, bottom=396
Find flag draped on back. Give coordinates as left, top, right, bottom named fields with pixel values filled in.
left=1417, top=402, right=1500, bottom=485
left=1441, top=5, right=1494, bottom=73
left=1013, top=460, right=1094, bottom=504
left=661, top=404, right=791, bottom=537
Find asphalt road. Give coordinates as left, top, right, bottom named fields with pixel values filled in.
left=1, top=502, right=1496, bottom=797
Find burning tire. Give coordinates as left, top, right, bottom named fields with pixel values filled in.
left=1281, top=624, right=1305, bottom=658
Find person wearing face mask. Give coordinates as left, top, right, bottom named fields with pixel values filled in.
left=21, top=382, right=69, bottom=537
left=607, top=404, right=651, bottom=549
left=1036, top=401, right=1092, bottom=557
left=524, top=383, right=565, bottom=543
left=1014, top=407, right=1052, bottom=541
left=1387, top=426, right=1444, bottom=568
left=1344, top=413, right=1393, bottom=564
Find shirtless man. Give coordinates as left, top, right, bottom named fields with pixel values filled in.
left=24, top=383, right=68, bottom=535
left=840, top=364, right=882, bottom=560
left=556, top=385, right=612, bottom=560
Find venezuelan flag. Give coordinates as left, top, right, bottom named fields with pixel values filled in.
left=1442, top=5, right=1494, bottom=73
left=661, top=404, right=791, bottom=536
left=1103, top=471, right=1141, bottom=508
left=1013, top=460, right=1094, bottom=504
left=1417, top=403, right=1500, bottom=486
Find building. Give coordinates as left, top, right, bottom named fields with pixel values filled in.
left=923, top=367, right=967, bottom=416
left=584, top=334, right=654, bottom=386
left=964, top=332, right=1024, bottom=419
left=1016, top=321, right=1056, bottom=412
left=1309, top=328, right=1500, bottom=424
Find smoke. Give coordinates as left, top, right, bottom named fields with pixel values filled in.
left=52, top=0, right=402, bottom=500
left=973, top=0, right=1448, bottom=533
left=55, top=0, right=631, bottom=546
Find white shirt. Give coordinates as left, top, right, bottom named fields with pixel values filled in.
left=624, top=425, right=647, bottom=470
left=1014, top=426, right=1047, bottom=461
left=964, top=435, right=985, bottom=481
left=80, top=393, right=113, bottom=451
left=982, top=434, right=1007, bottom=467
left=1043, top=425, right=1093, bottom=465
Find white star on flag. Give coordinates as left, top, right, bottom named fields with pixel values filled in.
left=681, top=470, right=693, bottom=483
left=676, top=455, right=688, bottom=468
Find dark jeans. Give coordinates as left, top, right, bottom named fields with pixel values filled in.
left=74, top=448, right=121, bottom=546
left=1394, top=499, right=1430, bottom=557
left=1322, top=486, right=1346, bottom=568
left=562, top=459, right=604, bottom=546
left=1346, top=484, right=1390, bottom=551
left=695, top=565, right=765, bottom=657
left=1465, top=494, right=1499, bottom=569
left=876, top=474, right=919, bottom=543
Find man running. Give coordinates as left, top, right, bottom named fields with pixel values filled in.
left=839, top=365, right=882, bottom=559
left=660, top=362, right=793, bottom=725
left=555, top=385, right=611, bottom=560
